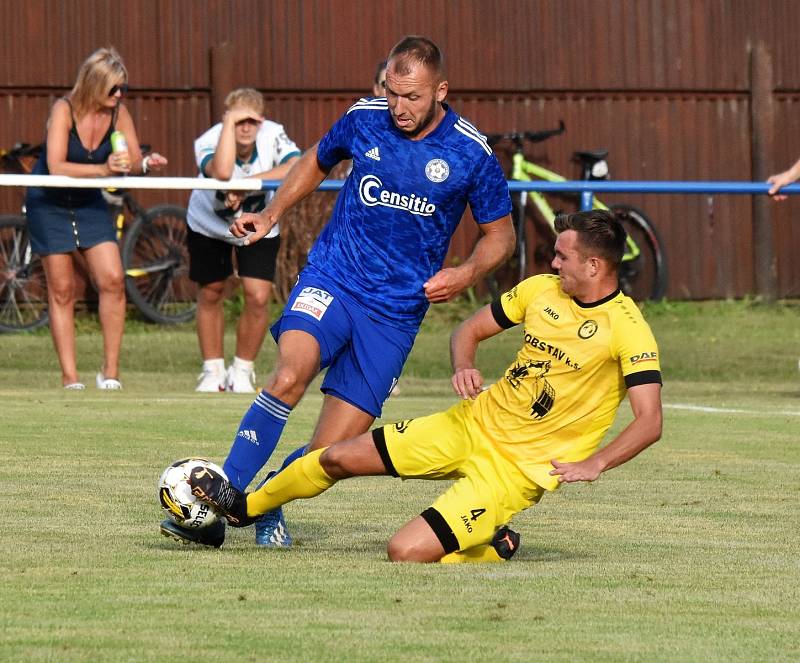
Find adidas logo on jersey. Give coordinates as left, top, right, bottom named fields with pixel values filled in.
left=237, top=429, right=259, bottom=445
left=365, top=147, right=381, bottom=161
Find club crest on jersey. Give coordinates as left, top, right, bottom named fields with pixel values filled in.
left=425, top=158, right=449, bottom=182
left=578, top=320, right=598, bottom=339
left=358, top=175, right=436, bottom=216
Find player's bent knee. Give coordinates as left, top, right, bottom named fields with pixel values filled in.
left=319, top=445, right=355, bottom=480
left=266, top=366, right=310, bottom=401
left=386, top=535, right=443, bottom=563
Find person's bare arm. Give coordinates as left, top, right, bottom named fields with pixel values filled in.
left=205, top=108, right=263, bottom=180
left=229, top=143, right=328, bottom=244
left=767, top=158, right=800, bottom=200
left=252, top=155, right=300, bottom=181
left=114, top=104, right=163, bottom=175
left=449, top=304, right=505, bottom=399
left=424, top=214, right=514, bottom=303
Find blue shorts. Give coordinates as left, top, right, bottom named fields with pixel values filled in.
left=270, top=268, right=417, bottom=418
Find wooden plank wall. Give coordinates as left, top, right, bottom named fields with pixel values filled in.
left=0, top=0, right=798, bottom=298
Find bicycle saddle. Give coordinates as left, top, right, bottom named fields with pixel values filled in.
left=573, top=149, right=609, bottom=164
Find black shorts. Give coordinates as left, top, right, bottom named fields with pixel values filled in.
left=187, top=227, right=280, bottom=285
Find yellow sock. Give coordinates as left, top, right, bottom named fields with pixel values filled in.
left=246, top=449, right=336, bottom=517
left=440, top=545, right=504, bottom=564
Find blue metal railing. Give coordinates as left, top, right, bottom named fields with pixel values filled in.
left=258, top=179, right=800, bottom=195
left=3, top=174, right=797, bottom=197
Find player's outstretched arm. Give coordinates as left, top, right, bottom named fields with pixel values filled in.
left=549, top=382, right=663, bottom=483
left=450, top=304, right=504, bottom=399
left=424, top=214, right=515, bottom=303
left=230, top=143, right=329, bottom=244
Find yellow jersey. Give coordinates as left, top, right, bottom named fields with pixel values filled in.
left=471, top=274, right=661, bottom=490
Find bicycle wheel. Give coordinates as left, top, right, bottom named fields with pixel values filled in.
left=609, top=204, right=668, bottom=301
left=122, top=204, right=196, bottom=324
left=0, top=215, right=49, bottom=332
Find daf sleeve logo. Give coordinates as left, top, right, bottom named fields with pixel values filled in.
left=425, top=158, right=450, bottom=182
left=630, top=352, right=658, bottom=364
left=578, top=320, right=598, bottom=339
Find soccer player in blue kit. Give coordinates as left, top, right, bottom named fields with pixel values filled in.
left=160, top=35, right=515, bottom=548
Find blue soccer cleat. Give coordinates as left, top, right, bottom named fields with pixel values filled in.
left=254, top=507, right=293, bottom=547
left=252, top=472, right=293, bottom=547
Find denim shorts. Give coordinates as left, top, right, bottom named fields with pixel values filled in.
left=25, top=189, right=115, bottom=255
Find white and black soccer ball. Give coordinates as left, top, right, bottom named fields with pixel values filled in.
left=158, top=458, right=226, bottom=529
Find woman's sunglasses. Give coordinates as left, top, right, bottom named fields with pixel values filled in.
left=108, top=83, right=129, bottom=97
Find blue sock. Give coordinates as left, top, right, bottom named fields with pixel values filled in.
left=223, top=391, right=292, bottom=491
left=250, top=444, right=307, bottom=515
left=277, top=443, right=307, bottom=473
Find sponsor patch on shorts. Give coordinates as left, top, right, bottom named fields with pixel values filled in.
left=290, top=287, right=334, bottom=321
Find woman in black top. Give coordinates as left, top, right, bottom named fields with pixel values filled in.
left=25, top=47, right=167, bottom=389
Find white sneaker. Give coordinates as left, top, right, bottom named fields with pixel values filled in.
left=226, top=362, right=256, bottom=393
left=196, top=366, right=226, bottom=392
left=96, top=372, right=122, bottom=390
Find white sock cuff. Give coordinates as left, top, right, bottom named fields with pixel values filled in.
left=203, top=358, right=226, bottom=372
left=232, top=356, right=255, bottom=371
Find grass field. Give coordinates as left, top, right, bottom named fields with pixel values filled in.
left=1, top=299, right=798, bottom=662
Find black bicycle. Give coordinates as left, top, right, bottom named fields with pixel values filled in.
left=0, top=143, right=195, bottom=332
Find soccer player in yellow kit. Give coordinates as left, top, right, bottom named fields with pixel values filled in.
left=190, top=209, right=663, bottom=563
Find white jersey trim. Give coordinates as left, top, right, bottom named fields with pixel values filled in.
left=346, top=97, right=389, bottom=114
left=454, top=118, right=492, bottom=155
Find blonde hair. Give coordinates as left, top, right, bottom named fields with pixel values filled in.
left=69, top=47, right=128, bottom=118
left=224, top=88, right=265, bottom=115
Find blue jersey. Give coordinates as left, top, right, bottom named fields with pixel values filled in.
left=310, top=99, right=511, bottom=329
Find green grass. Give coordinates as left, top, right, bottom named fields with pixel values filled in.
left=0, top=300, right=798, bottom=662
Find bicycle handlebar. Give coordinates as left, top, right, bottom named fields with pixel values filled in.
left=0, top=142, right=152, bottom=164
left=486, top=121, right=565, bottom=148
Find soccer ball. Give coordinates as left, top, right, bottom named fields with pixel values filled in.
left=158, top=458, right=226, bottom=529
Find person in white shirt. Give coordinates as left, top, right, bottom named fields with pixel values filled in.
left=187, top=88, right=301, bottom=392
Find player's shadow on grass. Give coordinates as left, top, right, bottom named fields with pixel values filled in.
left=513, top=546, right=579, bottom=563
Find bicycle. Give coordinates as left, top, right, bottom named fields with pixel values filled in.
left=485, top=123, right=668, bottom=301
left=0, top=143, right=49, bottom=332
left=0, top=143, right=196, bottom=332
left=107, top=188, right=196, bottom=324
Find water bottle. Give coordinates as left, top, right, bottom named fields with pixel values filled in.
left=110, top=131, right=128, bottom=154
left=110, top=131, right=130, bottom=170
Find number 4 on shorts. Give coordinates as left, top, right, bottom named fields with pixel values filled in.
left=470, top=508, right=486, bottom=521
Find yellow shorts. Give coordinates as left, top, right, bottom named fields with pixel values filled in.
left=375, top=400, right=545, bottom=553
